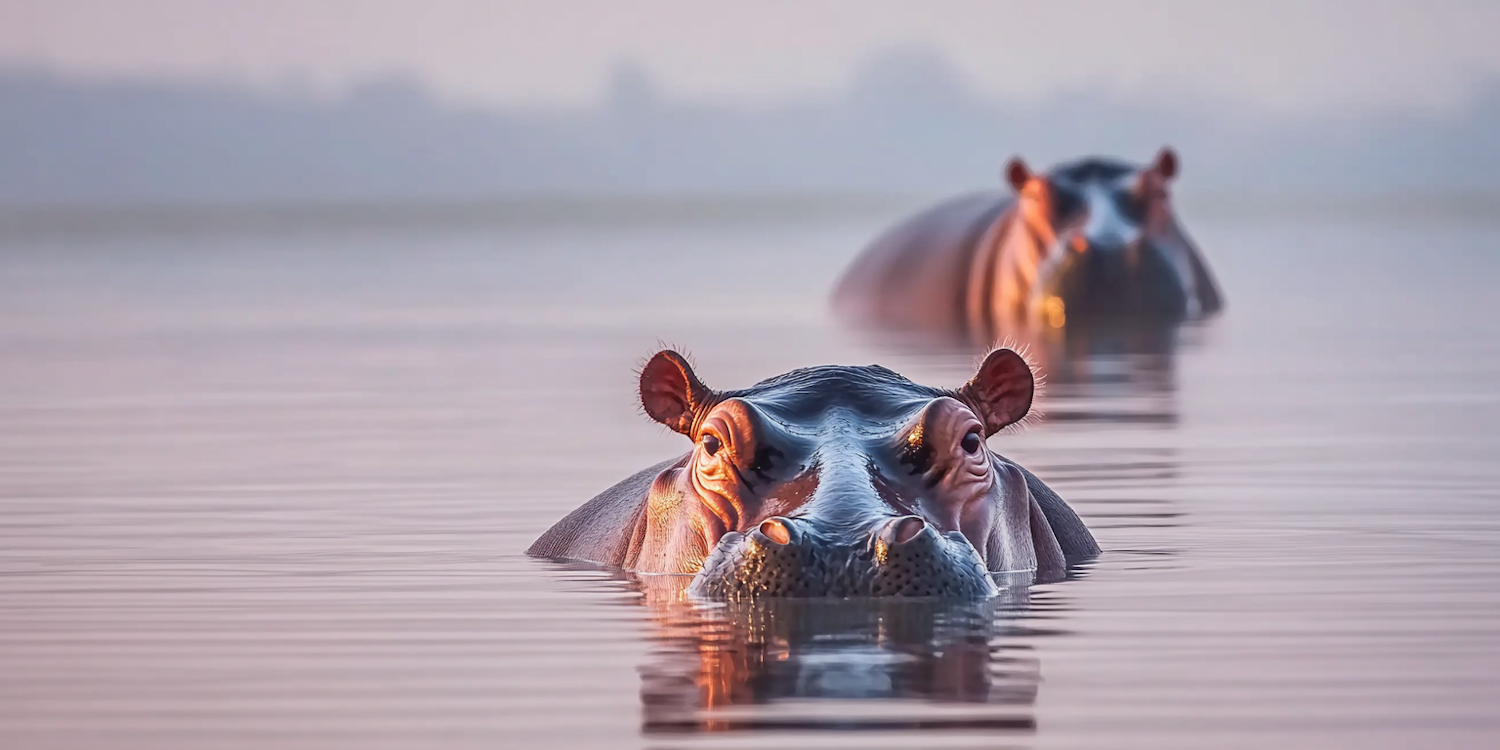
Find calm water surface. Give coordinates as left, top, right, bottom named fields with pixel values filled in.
left=2, top=200, right=1499, bottom=749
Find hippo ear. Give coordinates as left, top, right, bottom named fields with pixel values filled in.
left=958, top=348, right=1035, bottom=436
left=640, top=350, right=713, bottom=436
left=1154, top=147, right=1179, bottom=181
left=1004, top=157, right=1032, bottom=193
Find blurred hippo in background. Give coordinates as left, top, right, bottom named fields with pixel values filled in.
left=832, top=148, right=1223, bottom=346
left=528, top=349, right=1098, bottom=599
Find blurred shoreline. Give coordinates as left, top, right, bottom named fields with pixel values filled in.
left=4, top=190, right=1499, bottom=244
left=5, top=49, right=1499, bottom=210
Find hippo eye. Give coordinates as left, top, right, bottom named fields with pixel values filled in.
left=701, top=434, right=722, bottom=456
left=961, top=430, right=983, bottom=455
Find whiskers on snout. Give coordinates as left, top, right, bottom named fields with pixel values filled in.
left=689, top=516, right=999, bottom=601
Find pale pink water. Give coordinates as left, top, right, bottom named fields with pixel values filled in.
left=2, top=201, right=1498, bottom=749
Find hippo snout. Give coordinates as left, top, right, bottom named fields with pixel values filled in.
left=687, top=515, right=1000, bottom=601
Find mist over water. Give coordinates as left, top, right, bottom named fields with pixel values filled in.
left=2, top=198, right=1498, bottom=748
left=3, top=46, right=1500, bottom=207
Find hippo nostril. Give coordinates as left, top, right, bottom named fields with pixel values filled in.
left=880, top=515, right=929, bottom=546
left=758, top=518, right=793, bottom=546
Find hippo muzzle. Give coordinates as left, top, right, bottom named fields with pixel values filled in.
left=528, top=348, right=1100, bottom=599
left=691, top=515, right=998, bottom=600
left=1039, top=236, right=1194, bottom=321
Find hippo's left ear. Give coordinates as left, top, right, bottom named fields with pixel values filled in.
left=640, top=350, right=714, bottom=436
left=957, top=348, right=1034, bottom=436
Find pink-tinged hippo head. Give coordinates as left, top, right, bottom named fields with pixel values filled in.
left=528, top=349, right=1098, bottom=599
left=1003, top=148, right=1221, bottom=322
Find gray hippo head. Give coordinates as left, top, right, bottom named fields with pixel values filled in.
left=528, top=350, right=1098, bottom=599
left=1004, top=148, right=1222, bottom=323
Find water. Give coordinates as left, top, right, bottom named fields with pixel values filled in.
left=2, top=198, right=1499, bottom=749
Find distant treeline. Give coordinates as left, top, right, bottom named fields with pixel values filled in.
left=2, top=49, right=1497, bottom=206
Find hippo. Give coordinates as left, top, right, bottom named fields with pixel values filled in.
left=832, top=148, right=1223, bottom=345
left=527, top=348, right=1098, bottom=599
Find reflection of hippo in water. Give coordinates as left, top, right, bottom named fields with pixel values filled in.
left=832, top=148, right=1223, bottom=344
left=528, top=349, right=1098, bottom=598
left=637, top=588, right=1045, bottom=734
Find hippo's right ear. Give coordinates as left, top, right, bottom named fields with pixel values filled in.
left=640, top=350, right=714, bottom=436
left=1004, top=157, right=1032, bottom=193
left=957, top=348, right=1035, bottom=436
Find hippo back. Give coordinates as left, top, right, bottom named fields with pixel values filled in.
left=527, top=456, right=683, bottom=567
left=833, top=191, right=1011, bottom=335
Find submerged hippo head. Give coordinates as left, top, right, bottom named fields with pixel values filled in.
left=1005, top=148, right=1222, bottom=323
left=528, top=350, right=1098, bottom=599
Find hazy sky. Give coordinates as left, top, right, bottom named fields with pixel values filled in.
left=3, top=0, right=1499, bottom=115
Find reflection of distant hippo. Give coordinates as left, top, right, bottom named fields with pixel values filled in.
left=833, top=148, right=1223, bottom=344
left=528, top=349, right=1098, bottom=599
